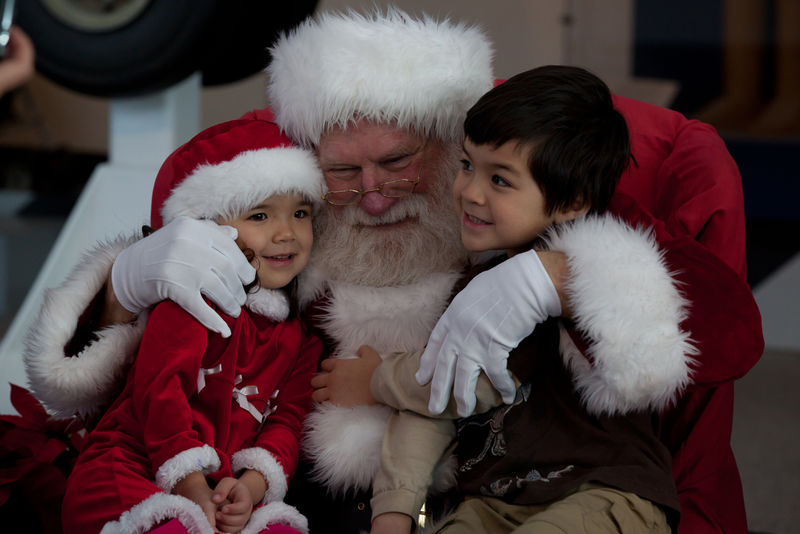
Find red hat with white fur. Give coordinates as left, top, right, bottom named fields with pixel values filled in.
left=150, top=118, right=325, bottom=229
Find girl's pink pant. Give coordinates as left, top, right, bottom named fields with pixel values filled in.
left=148, top=518, right=304, bottom=534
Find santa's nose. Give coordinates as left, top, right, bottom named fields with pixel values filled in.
left=358, top=191, right=398, bottom=216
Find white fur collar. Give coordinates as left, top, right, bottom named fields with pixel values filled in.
left=245, top=287, right=290, bottom=321
left=318, top=272, right=461, bottom=357
left=301, top=269, right=462, bottom=491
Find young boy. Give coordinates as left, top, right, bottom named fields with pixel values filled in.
left=315, top=65, right=680, bottom=534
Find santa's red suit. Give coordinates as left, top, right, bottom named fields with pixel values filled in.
left=62, top=297, right=321, bottom=534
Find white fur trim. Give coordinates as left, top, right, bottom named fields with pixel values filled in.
left=296, top=261, right=330, bottom=310
left=303, top=402, right=393, bottom=495
left=100, top=493, right=213, bottom=534
left=544, top=215, right=697, bottom=415
left=245, top=287, right=290, bottom=321
left=300, top=272, right=461, bottom=493
left=317, top=272, right=462, bottom=356
left=155, top=445, right=221, bottom=493
left=23, top=234, right=148, bottom=419
left=241, top=501, right=309, bottom=534
left=161, top=147, right=325, bottom=225
left=231, top=447, right=288, bottom=503
left=267, top=8, right=494, bottom=147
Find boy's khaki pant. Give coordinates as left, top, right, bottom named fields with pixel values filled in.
left=430, top=485, right=670, bottom=534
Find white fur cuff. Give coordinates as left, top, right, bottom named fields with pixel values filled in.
left=241, top=501, right=309, bottom=534
left=241, top=501, right=308, bottom=534
left=303, top=402, right=393, bottom=495
left=99, top=493, right=213, bottom=534
left=232, top=447, right=288, bottom=503
left=23, top=234, right=147, bottom=419
left=155, top=445, right=221, bottom=493
left=545, top=214, right=696, bottom=415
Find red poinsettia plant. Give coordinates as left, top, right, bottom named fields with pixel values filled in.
left=0, top=384, right=87, bottom=534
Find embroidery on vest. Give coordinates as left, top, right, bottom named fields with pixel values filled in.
left=458, top=382, right=532, bottom=472
left=481, top=465, right=575, bottom=497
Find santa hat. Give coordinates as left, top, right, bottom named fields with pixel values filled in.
left=151, top=118, right=325, bottom=229
left=266, top=8, right=494, bottom=147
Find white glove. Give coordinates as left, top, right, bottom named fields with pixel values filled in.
left=111, top=217, right=256, bottom=337
left=416, top=250, right=562, bottom=416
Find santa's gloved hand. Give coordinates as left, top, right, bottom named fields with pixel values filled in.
left=416, top=250, right=562, bottom=416
left=111, top=216, right=255, bottom=337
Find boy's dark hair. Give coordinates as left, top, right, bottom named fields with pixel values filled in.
left=464, top=65, right=630, bottom=215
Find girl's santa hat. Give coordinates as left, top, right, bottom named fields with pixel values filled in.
left=150, top=117, right=325, bottom=229
left=23, top=119, right=325, bottom=421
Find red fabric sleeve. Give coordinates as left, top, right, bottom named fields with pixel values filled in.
left=131, top=301, right=211, bottom=473
left=253, top=331, right=322, bottom=478
left=655, top=124, right=746, bottom=278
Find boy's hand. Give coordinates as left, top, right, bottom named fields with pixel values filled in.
left=173, top=472, right=217, bottom=529
left=212, top=477, right=254, bottom=533
left=311, top=345, right=381, bottom=405
left=370, top=512, right=413, bottom=534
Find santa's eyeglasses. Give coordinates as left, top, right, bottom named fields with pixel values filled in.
left=321, top=158, right=424, bottom=206
left=322, top=177, right=421, bottom=206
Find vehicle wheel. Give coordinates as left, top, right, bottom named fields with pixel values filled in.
left=17, top=1, right=318, bottom=97
left=15, top=0, right=208, bottom=97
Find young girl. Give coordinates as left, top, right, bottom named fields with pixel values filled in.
left=60, top=118, right=326, bottom=534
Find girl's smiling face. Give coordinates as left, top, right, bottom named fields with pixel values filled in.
left=219, top=192, right=313, bottom=289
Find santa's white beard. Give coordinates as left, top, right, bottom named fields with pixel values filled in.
left=311, top=154, right=466, bottom=287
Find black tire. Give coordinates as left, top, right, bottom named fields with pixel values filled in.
left=16, top=1, right=318, bottom=98
left=17, top=0, right=218, bottom=97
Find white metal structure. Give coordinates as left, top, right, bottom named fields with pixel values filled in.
left=0, top=74, right=200, bottom=414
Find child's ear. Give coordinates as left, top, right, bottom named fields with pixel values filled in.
left=553, top=202, right=589, bottom=224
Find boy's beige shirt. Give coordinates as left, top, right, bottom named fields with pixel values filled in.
left=369, top=350, right=510, bottom=520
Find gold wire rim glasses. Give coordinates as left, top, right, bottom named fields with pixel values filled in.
left=321, top=156, right=424, bottom=206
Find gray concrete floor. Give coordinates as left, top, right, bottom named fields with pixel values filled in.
left=732, top=348, right=800, bottom=534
